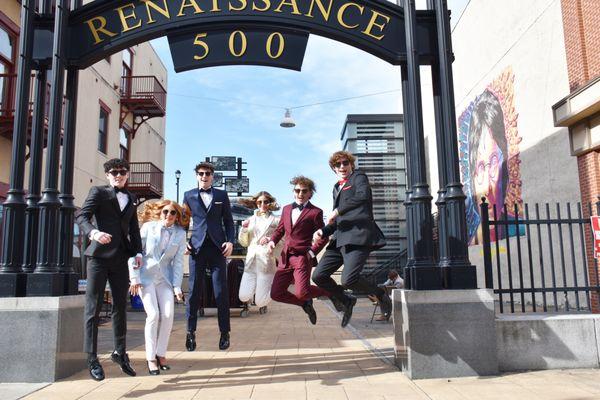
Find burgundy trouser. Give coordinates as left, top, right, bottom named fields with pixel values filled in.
left=270, top=254, right=330, bottom=307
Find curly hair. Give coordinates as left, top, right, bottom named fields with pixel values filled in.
left=328, top=151, right=356, bottom=170
left=290, top=175, right=316, bottom=193
left=140, top=199, right=190, bottom=229
left=237, top=191, right=280, bottom=211
left=194, top=162, right=215, bottom=173
left=104, top=158, right=129, bottom=173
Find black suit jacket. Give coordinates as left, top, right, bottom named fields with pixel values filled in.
left=76, top=185, right=143, bottom=259
left=322, top=170, right=386, bottom=249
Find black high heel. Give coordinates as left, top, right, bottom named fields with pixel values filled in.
left=156, top=355, right=170, bottom=371
left=147, top=360, right=160, bottom=375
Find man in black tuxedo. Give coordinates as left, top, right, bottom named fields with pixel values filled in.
left=183, top=162, right=235, bottom=351
left=76, top=158, right=143, bottom=381
left=312, top=151, right=392, bottom=327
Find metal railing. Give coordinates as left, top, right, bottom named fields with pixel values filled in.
left=120, top=75, right=167, bottom=113
left=0, top=73, right=54, bottom=123
left=481, top=197, right=600, bottom=314
left=127, top=162, right=164, bottom=195
left=361, top=249, right=408, bottom=288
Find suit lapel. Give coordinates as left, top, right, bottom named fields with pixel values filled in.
left=195, top=188, right=207, bottom=216
left=292, top=203, right=311, bottom=231
left=255, top=214, right=274, bottom=240
left=107, top=186, right=121, bottom=214
left=333, top=184, right=342, bottom=206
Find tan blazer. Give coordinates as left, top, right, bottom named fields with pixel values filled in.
left=238, top=211, right=283, bottom=274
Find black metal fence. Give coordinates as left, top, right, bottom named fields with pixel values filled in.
left=480, top=197, right=600, bottom=314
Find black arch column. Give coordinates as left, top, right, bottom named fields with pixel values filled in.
left=0, top=0, right=36, bottom=297
left=434, top=0, right=477, bottom=289
left=400, top=64, right=414, bottom=289
left=29, top=0, right=70, bottom=296
left=403, top=0, right=441, bottom=289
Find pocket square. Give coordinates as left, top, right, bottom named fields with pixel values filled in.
left=215, top=201, right=223, bottom=204
left=342, top=185, right=352, bottom=191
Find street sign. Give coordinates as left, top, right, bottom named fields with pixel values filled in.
left=225, top=177, right=249, bottom=193
left=592, top=216, right=600, bottom=259
left=211, top=156, right=237, bottom=171
left=168, top=28, right=309, bottom=72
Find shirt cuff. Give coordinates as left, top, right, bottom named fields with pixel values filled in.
left=89, top=229, right=99, bottom=240
left=135, top=253, right=143, bottom=259
left=130, top=277, right=140, bottom=285
left=173, top=287, right=182, bottom=296
left=308, top=250, right=315, bottom=258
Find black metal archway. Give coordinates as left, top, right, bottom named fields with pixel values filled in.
left=0, top=0, right=476, bottom=297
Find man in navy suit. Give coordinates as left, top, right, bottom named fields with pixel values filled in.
left=183, top=162, right=235, bottom=351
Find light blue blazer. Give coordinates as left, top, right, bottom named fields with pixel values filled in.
left=129, top=221, right=186, bottom=295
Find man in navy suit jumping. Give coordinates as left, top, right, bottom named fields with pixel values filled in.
left=183, top=162, right=235, bottom=351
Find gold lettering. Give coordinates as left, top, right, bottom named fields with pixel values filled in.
left=193, top=33, right=210, bottom=60
left=141, top=0, right=171, bottom=24
left=251, top=0, right=270, bottom=12
left=306, top=0, right=333, bottom=21
left=361, top=10, right=390, bottom=40
left=85, top=16, right=117, bottom=45
left=336, top=2, right=364, bottom=29
left=211, top=0, right=222, bottom=12
left=266, top=32, right=285, bottom=59
left=274, top=0, right=301, bottom=15
left=115, top=3, right=142, bottom=33
left=229, top=30, right=247, bottom=57
left=178, top=0, right=204, bottom=16
left=228, top=0, right=247, bottom=11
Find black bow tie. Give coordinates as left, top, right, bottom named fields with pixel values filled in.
left=199, top=188, right=212, bottom=193
left=113, top=186, right=125, bottom=194
left=292, top=203, right=305, bottom=211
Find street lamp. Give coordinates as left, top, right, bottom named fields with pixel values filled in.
left=175, top=169, right=181, bottom=203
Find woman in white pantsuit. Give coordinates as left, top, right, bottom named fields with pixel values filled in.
left=129, top=200, right=188, bottom=375
left=238, top=192, right=282, bottom=314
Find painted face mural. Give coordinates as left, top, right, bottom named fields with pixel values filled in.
left=458, top=67, right=523, bottom=244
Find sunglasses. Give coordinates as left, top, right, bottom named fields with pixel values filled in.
left=108, top=169, right=128, bottom=177
left=162, top=209, right=177, bottom=216
left=294, top=188, right=309, bottom=194
left=334, top=160, right=350, bottom=168
left=196, top=171, right=212, bottom=177
left=256, top=200, right=271, bottom=205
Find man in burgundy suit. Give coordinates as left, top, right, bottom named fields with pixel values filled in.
left=262, top=176, right=329, bottom=324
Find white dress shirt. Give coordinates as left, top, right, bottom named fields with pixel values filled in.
left=116, top=191, right=129, bottom=211
left=199, top=188, right=213, bottom=209
left=291, top=201, right=308, bottom=225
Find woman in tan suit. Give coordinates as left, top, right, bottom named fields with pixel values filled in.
left=237, top=191, right=282, bottom=314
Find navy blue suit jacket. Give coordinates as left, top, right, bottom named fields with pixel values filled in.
left=183, top=187, right=235, bottom=251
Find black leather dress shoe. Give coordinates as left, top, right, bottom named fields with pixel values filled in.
left=147, top=361, right=160, bottom=376
left=329, top=296, right=345, bottom=312
left=341, top=295, right=357, bottom=328
left=302, top=299, right=317, bottom=325
left=186, top=332, right=196, bottom=352
left=219, top=332, right=230, bottom=350
left=111, top=352, right=136, bottom=376
left=378, top=293, right=393, bottom=321
left=156, top=355, right=170, bottom=371
left=88, top=358, right=105, bottom=381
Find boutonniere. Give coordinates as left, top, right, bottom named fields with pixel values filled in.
left=342, top=185, right=352, bottom=191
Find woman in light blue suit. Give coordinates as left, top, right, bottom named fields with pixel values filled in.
left=129, top=200, right=189, bottom=375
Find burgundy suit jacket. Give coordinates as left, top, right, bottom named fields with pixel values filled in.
left=270, top=202, right=328, bottom=267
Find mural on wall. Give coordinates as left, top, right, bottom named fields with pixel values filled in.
left=458, top=67, right=523, bottom=245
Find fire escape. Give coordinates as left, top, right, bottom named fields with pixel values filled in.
left=119, top=75, right=167, bottom=202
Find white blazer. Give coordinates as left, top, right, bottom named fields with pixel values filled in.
left=129, top=220, right=186, bottom=295
left=238, top=211, right=282, bottom=274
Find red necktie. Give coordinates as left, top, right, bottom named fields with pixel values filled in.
left=338, top=179, right=347, bottom=186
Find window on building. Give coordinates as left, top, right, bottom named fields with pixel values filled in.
left=122, top=48, right=133, bottom=95
left=119, top=127, right=130, bottom=161
left=0, top=21, right=17, bottom=119
left=98, top=104, right=110, bottom=154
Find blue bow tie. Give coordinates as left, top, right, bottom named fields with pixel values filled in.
left=199, top=188, right=212, bottom=194
left=292, top=203, right=305, bottom=211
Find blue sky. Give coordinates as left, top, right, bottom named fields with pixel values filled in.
left=157, top=0, right=470, bottom=212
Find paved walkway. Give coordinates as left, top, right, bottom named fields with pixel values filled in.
left=10, top=299, right=600, bottom=400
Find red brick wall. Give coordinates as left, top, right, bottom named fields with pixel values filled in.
left=561, top=0, right=600, bottom=91
left=576, top=151, right=600, bottom=311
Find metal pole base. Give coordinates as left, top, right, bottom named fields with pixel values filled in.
left=410, top=266, right=443, bottom=290
left=0, top=273, right=27, bottom=297
left=441, top=265, right=477, bottom=289
left=26, top=273, right=64, bottom=296
left=63, top=273, right=79, bottom=295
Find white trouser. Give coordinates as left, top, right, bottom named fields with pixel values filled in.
left=238, top=269, right=275, bottom=308
left=140, top=279, right=174, bottom=361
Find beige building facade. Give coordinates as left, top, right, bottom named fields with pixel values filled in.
left=0, top=1, right=168, bottom=208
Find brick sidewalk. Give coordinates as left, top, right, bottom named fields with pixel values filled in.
left=18, top=298, right=600, bottom=400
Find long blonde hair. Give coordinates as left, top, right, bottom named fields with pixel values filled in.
left=140, top=199, right=190, bottom=229
left=237, top=191, right=280, bottom=211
